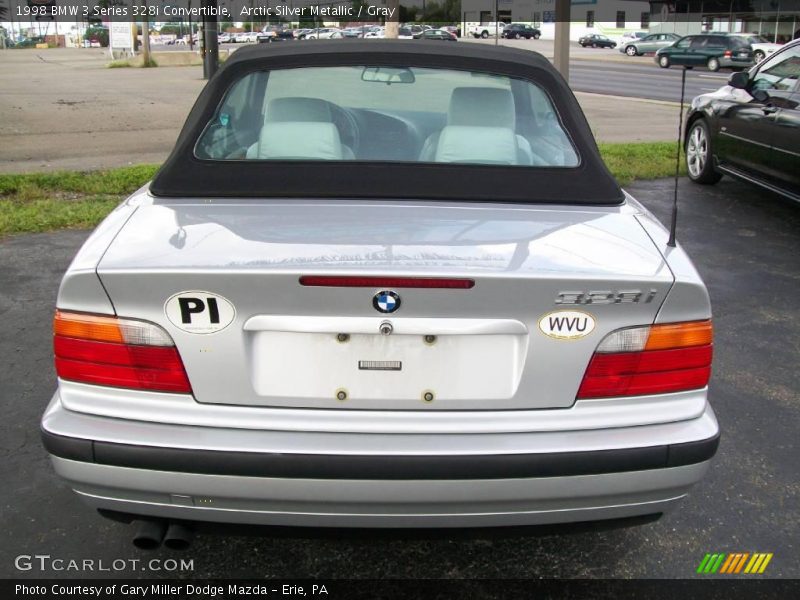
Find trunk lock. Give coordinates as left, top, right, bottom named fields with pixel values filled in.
left=379, top=321, right=393, bottom=336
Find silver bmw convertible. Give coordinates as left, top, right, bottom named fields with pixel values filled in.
left=41, top=41, right=718, bottom=544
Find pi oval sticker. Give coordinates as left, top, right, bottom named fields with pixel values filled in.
left=538, top=310, right=596, bottom=340
left=164, top=291, right=236, bottom=334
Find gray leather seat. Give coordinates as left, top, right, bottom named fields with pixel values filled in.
left=247, top=97, right=354, bottom=160
left=419, top=87, right=535, bottom=165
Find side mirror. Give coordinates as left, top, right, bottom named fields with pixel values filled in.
left=728, top=71, right=749, bottom=89
left=728, top=71, right=750, bottom=90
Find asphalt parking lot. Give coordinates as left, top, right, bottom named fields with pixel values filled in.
left=1, top=176, right=797, bottom=579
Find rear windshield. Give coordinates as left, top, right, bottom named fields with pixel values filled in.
left=195, top=65, right=579, bottom=168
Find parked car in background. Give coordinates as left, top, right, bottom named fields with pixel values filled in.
left=217, top=33, right=232, bottom=43
left=502, top=24, right=541, bottom=40
left=12, top=36, right=45, bottom=48
left=684, top=39, right=800, bottom=200
left=440, top=25, right=460, bottom=38
left=468, top=22, right=505, bottom=39
left=364, top=27, right=385, bottom=39
left=732, top=33, right=783, bottom=62
left=41, top=41, right=719, bottom=542
left=304, top=28, right=343, bottom=40
left=619, top=31, right=647, bottom=44
left=578, top=34, right=616, bottom=49
left=342, top=27, right=369, bottom=38
left=233, top=32, right=259, bottom=44
left=656, top=33, right=754, bottom=71
left=620, top=32, right=681, bottom=56
left=258, top=26, right=294, bottom=43
left=415, top=29, right=457, bottom=41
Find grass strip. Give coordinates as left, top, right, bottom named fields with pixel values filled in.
left=0, top=143, right=686, bottom=236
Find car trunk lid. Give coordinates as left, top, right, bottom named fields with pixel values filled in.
left=96, top=198, right=673, bottom=410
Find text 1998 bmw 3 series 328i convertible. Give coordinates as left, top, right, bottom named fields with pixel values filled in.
left=41, top=41, right=719, bottom=544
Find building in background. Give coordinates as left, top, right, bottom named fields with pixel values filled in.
left=648, top=1, right=800, bottom=43
left=460, top=0, right=653, bottom=40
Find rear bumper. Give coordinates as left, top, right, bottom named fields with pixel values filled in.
left=719, top=56, right=754, bottom=67
left=42, top=427, right=718, bottom=481
left=41, top=393, right=719, bottom=528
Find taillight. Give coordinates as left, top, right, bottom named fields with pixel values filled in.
left=724, top=50, right=732, bottom=57
left=299, top=276, right=475, bottom=289
left=53, top=310, right=192, bottom=393
left=577, top=320, right=712, bottom=399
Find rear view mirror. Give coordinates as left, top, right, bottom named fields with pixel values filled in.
left=728, top=71, right=749, bottom=89
left=361, top=67, right=416, bottom=84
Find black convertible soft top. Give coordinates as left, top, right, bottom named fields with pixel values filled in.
left=150, top=41, right=623, bottom=205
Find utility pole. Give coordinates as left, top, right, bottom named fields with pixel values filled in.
left=141, top=7, right=152, bottom=66
left=385, top=0, right=399, bottom=38
left=188, top=0, right=194, bottom=50
left=495, top=0, right=500, bottom=45
left=553, top=0, right=570, bottom=81
left=202, top=0, right=219, bottom=79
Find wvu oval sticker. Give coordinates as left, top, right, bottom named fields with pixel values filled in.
left=165, top=291, right=236, bottom=334
left=538, top=310, right=596, bottom=340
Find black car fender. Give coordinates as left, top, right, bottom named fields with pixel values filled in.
left=684, top=100, right=718, bottom=147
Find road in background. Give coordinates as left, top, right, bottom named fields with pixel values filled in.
left=462, top=37, right=732, bottom=101
left=570, top=60, right=729, bottom=102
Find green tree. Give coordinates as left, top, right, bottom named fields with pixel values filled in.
left=399, top=5, right=418, bottom=23
left=159, top=24, right=182, bottom=35
left=84, top=26, right=109, bottom=47
left=423, top=0, right=459, bottom=24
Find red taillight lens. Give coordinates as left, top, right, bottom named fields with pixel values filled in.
left=577, top=320, right=712, bottom=399
left=724, top=50, right=732, bottom=57
left=53, top=311, right=191, bottom=394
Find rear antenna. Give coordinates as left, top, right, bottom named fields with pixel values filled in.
left=668, top=66, right=689, bottom=248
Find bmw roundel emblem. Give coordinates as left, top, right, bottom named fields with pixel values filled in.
left=373, top=290, right=401, bottom=314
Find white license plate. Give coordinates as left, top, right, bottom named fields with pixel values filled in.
left=249, top=331, right=526, bottom=401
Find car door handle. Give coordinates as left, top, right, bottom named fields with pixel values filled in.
left=762, top=105, right=780, bottom=115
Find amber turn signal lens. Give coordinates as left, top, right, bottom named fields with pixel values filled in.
left=644, top=320, right=713, bottom=351
left=53, top=310, right=125, bottom=344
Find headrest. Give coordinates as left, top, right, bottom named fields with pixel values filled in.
left=434, top=126, right=518, bottom=165
left=266, top=97, right=333, bottom=122
left=448, top=87, right=516, bottom=128
left=255, top=122, right=343, bottom=160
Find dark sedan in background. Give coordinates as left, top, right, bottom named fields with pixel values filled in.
left=578, top=34, right=616, bottom=49
left=684, top=39, right=800, bottom=201
left=414, top=29, right=457, bottom=41
left=502, top=24, right=542, bottom=39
